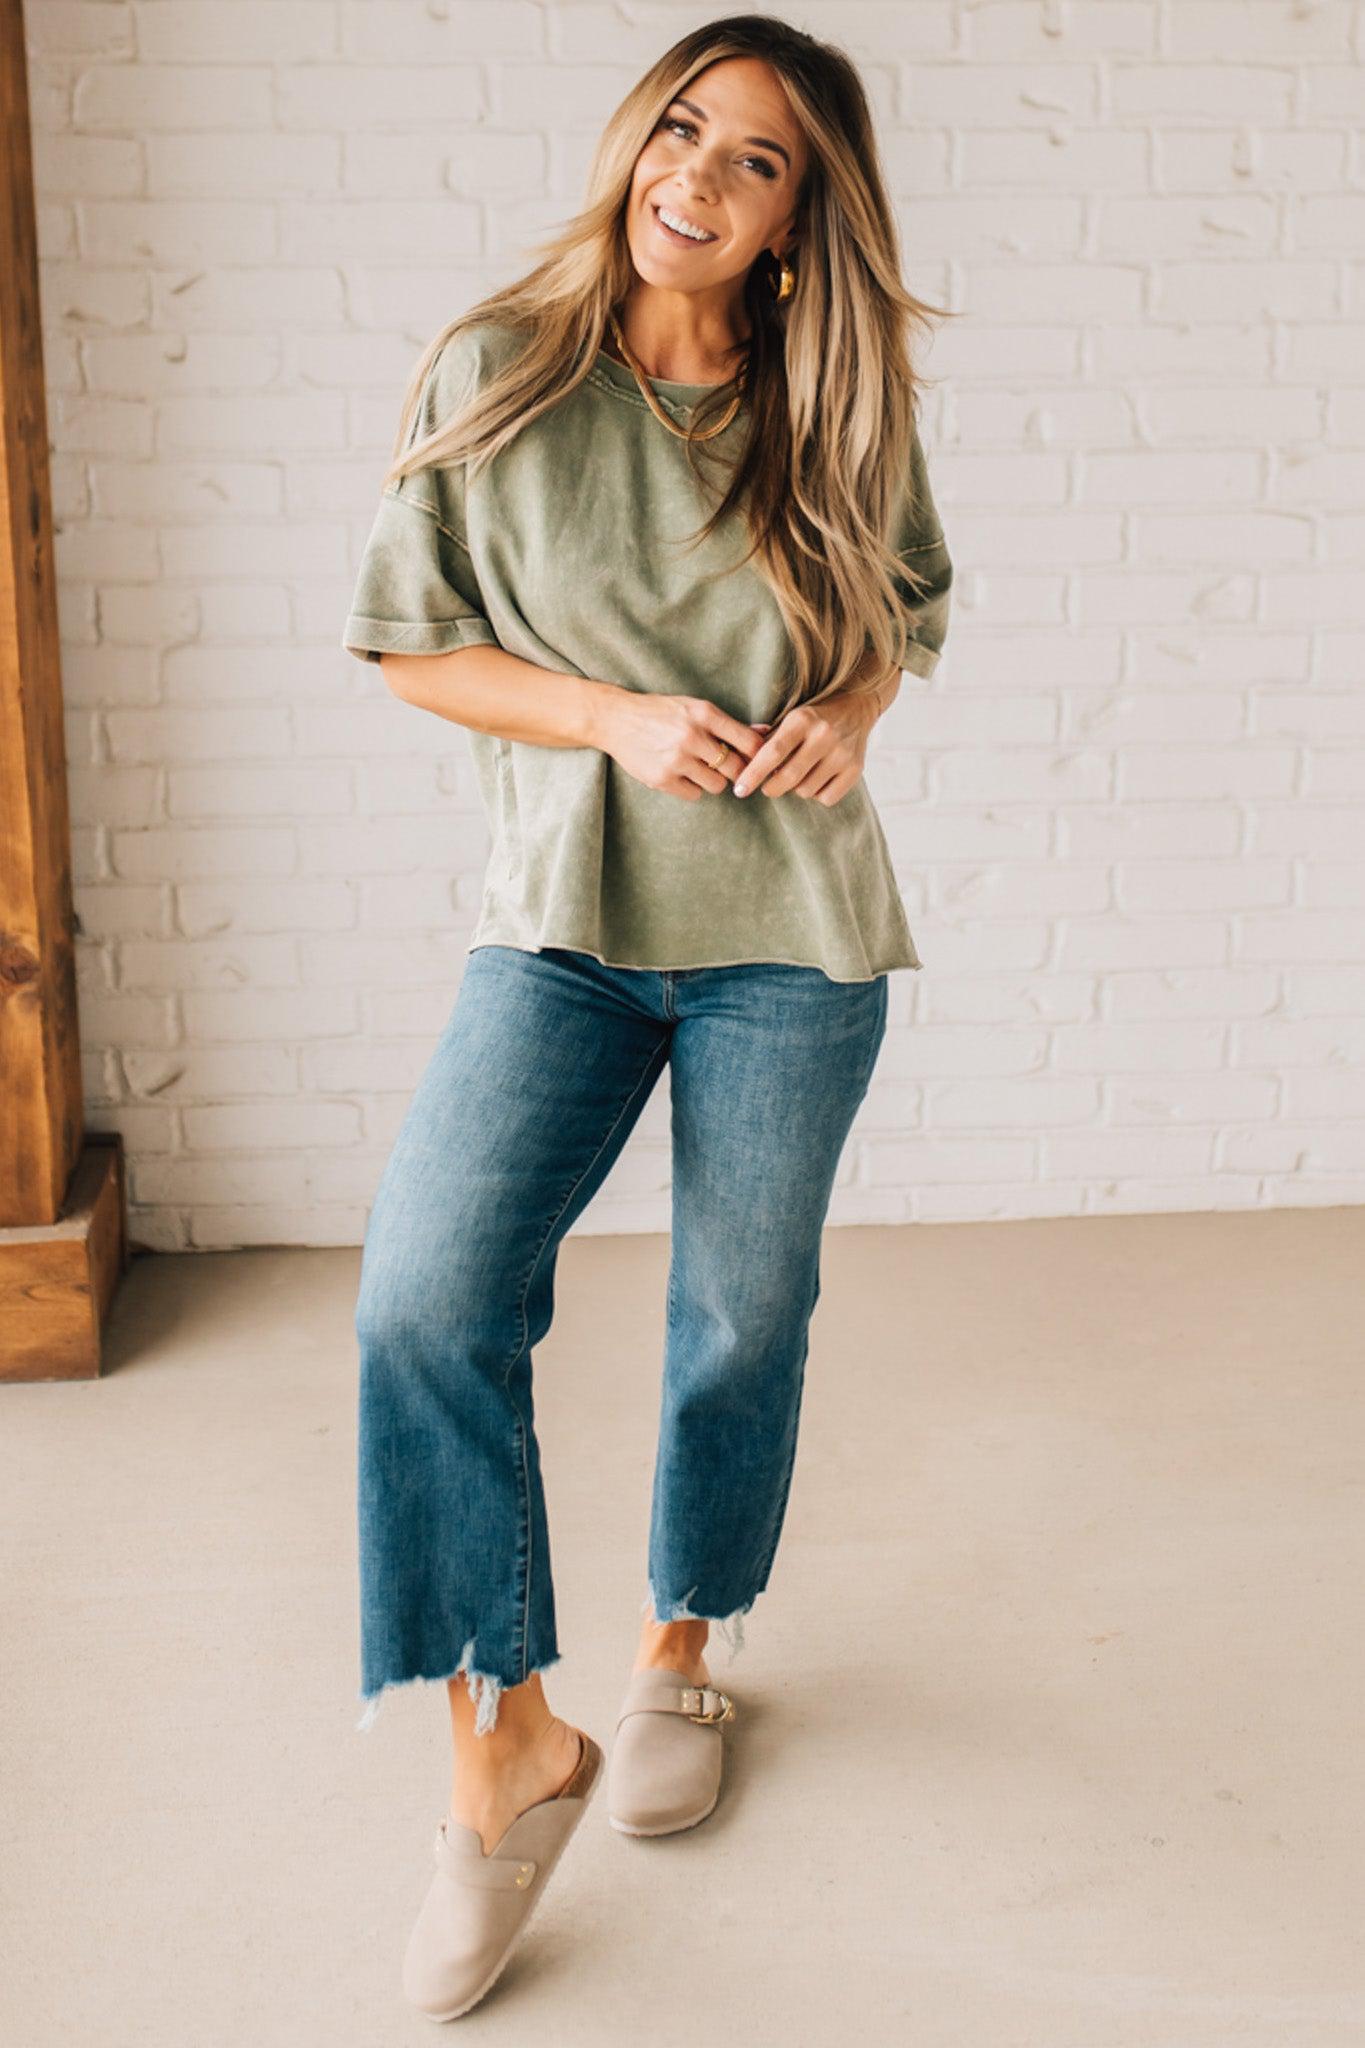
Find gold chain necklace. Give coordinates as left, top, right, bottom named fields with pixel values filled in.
left=607, top=312, right=746, bottom=442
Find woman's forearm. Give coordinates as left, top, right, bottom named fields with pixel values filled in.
left=835, top=655, right=902, bottom=730
left=378, top=641, right=901, bottom=756
left=866, top=663, right=902, bottom=721
left=378, top=644, right=620, bottom=751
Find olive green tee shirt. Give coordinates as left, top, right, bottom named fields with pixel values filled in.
left=341, top=318, right=953, bottom=982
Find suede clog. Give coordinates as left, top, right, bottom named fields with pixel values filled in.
left=606, top=1668, right=736, bottom=1837
left=402, top=1728, right=603, bottom=2021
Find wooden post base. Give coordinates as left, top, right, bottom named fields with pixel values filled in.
left=0, top=1134, right=129, bottom=1381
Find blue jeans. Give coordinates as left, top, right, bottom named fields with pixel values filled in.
left=353, top=943, right=889, bottom=1736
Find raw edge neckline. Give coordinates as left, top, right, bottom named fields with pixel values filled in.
left=591, top=346, right=748, bottom=411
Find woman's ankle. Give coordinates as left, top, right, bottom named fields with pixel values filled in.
left=446, top=1666, right=551, bottom=1752
left=633, top=1615, right=710, bottom=1677
left=449, top=1716, right=582, bottom=1845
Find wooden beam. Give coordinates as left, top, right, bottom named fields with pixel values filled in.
left=0, top=0, right=129, bottom=1378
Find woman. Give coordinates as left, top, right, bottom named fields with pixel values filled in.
left=342, top=12, right=952, bottom=2021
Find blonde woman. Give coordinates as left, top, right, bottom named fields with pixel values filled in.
left=342, top=11, right=952, bottom=2021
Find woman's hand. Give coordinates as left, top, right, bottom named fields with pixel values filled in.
left=594, top=687, right=764, bottom=801
left=733, top=688, right=879, bottom=806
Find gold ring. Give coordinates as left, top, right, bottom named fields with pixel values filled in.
left=709, top=744, right=730, bottom=770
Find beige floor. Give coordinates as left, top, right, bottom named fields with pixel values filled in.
left=2, top=1208, right=1362, bottom=2046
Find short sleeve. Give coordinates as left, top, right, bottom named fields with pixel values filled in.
left=341, top=339, right=501, bottom=665
left=889, top=419, right=954, bottom=680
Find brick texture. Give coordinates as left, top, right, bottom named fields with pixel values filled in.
left=29, top=0, right=1365, bottom=1247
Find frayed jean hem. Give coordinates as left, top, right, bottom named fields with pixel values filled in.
left=641, top=1583, right=753, bottom=1662
left=355, top=1643, right=564, bottom=1737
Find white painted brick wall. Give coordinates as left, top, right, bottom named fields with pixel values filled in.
left=28, top=0, right=1365, bottom=1250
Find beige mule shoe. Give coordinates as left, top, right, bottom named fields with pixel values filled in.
left=402, top=1728, right=603, bottom=2022
left=606, top=1668, right=736, bottom=1837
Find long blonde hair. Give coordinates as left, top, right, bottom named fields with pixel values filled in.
left=382, top=12, right=951, bottom=719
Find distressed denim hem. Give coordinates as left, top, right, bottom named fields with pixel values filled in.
left=641, top=1584, right=754, bottom=1662
left=355, top=1643, right=564, bottom=1737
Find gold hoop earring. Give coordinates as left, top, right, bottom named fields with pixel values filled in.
left=770, top=253, right=796, bottom=302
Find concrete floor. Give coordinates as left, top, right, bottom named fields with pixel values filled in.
left=1, top=1207, right=1362, bottom=2047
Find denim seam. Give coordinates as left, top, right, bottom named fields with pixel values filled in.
left=753, top=986, right=886, bottom=1591
left=657, top=1242, right=680, bottom=1595
left=511, top=1413, right=532, bottom=1687
left=866, top=979, right=889, bottom=1084
left=499, top=1038, right=671, bottom=1678
left=753, top=1315, right=814, bottom=1591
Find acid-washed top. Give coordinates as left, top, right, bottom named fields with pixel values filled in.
left=341, top=318, right=953, bottom=982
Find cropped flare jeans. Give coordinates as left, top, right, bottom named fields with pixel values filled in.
left=353, top=942, right=888, bottom=1737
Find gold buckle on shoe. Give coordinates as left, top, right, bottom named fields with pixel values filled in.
left=685, top=1685, right=735, bottom=1725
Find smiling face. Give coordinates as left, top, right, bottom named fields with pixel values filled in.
left=625, top=55, right=808, bottom=294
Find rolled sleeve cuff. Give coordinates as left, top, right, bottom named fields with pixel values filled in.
left=342, top=615, right=501, bottom=663
left=900, top=641, right=942, bottom=680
